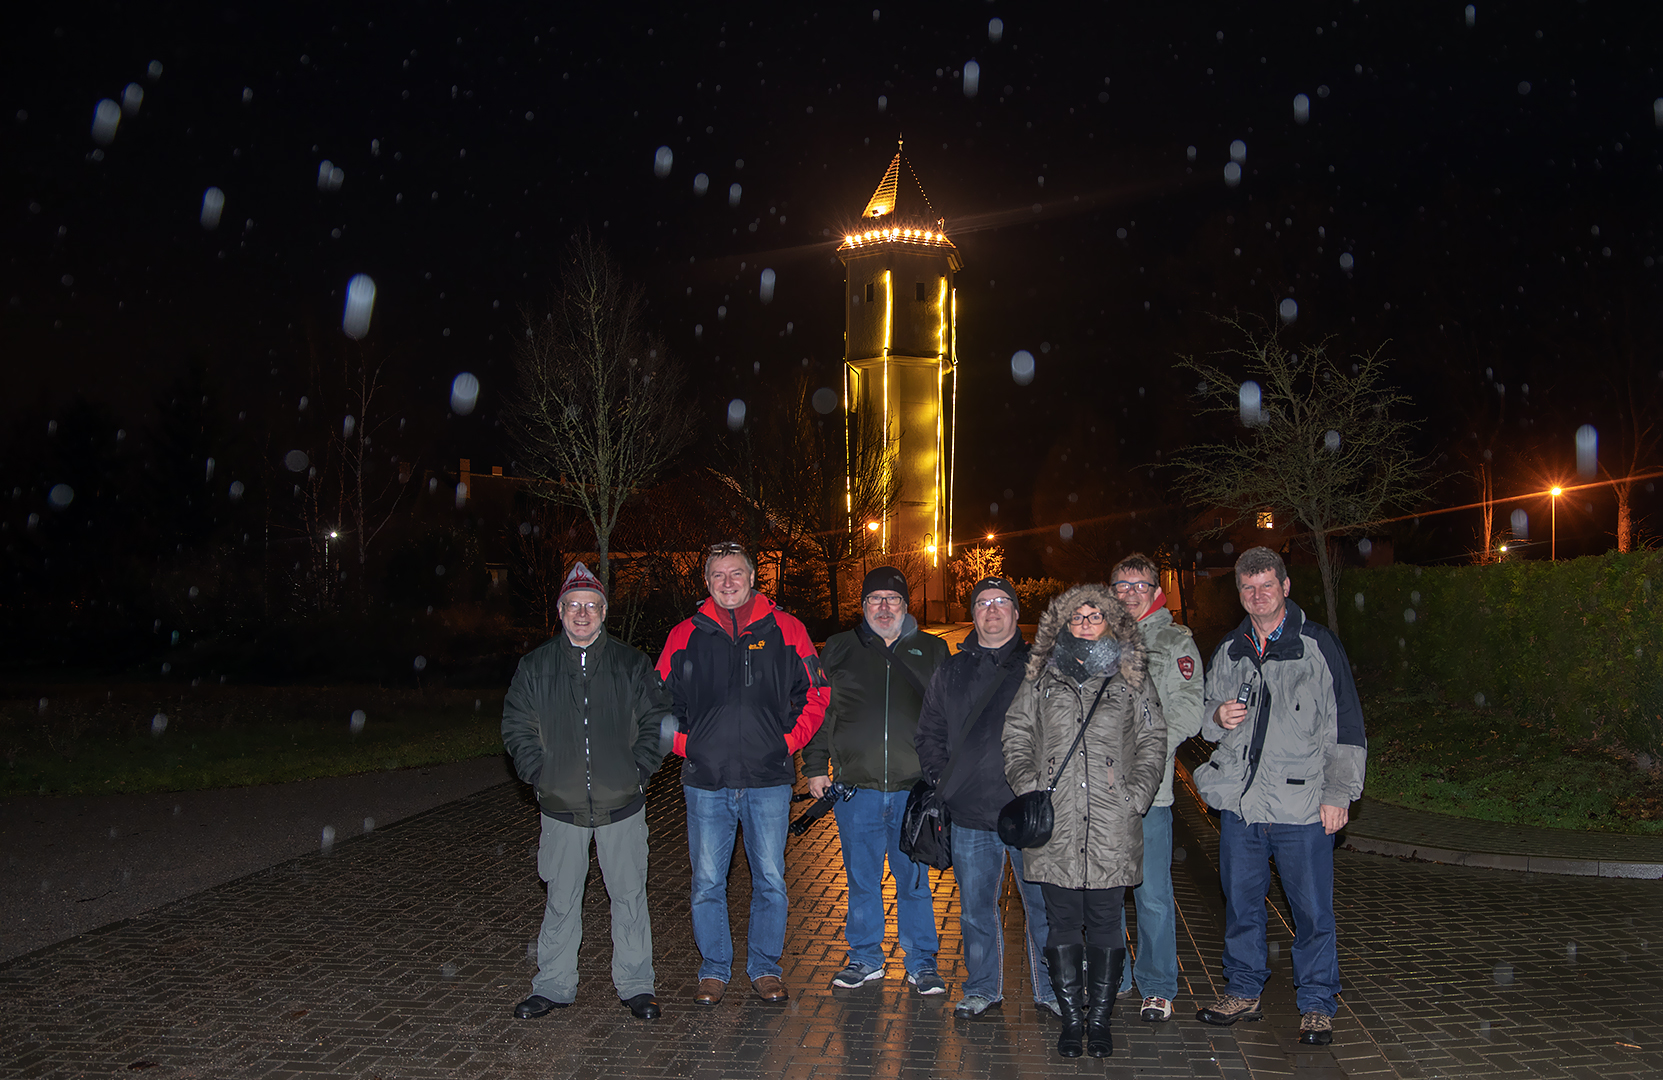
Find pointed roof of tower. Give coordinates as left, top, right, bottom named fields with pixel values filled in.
left=860, top=137, right=939, bottom=221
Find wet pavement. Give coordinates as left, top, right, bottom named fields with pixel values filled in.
left=1, top=756, right=1660, bottom=1079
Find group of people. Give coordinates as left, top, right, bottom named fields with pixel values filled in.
left=499, top=540, right=1366, bottom=1059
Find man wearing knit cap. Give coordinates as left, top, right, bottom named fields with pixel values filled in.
left=1108, top=554, right=1204, bottom=1023
left=915, top=576, right=1058, bottom=1019
left=804, top=566, right=950, bottom=994
left=502, top=562, right=672, bottom=1021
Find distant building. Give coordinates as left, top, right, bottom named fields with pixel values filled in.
left=837, top=141, right=959, bottom=619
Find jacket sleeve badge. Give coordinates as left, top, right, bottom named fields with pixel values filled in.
left=1176, top=656, right=1195, bottom=680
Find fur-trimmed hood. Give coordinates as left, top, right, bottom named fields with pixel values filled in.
left=1025, top=582, right=1148, bottom=691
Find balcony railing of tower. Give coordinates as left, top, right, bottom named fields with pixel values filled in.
left=838, top=226, right=955, bottom=251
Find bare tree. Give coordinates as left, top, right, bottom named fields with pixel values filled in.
left=336, top=348, right=412, bottom=610
left=1171, top=318, right=1424, bottom=633
left=504, top=232, right=695, bottom=591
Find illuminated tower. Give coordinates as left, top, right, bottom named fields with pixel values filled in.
left=838, top=141, right=959, bottom=613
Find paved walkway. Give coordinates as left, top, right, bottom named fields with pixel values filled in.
left=3, top=754, right=1661, bottom=1080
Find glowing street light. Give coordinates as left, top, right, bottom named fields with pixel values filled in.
left=866, top=521, right=880, bottom=532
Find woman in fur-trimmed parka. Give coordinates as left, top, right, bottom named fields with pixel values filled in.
left=1003, top=583, right=1166, bottom=1059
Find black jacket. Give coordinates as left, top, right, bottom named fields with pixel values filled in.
left=803, top=615, right=951, bottom=792
left=914, top=634, right=1031, bottom=830
left=501, top=628, right=671, bottom=828
left=655, top=593, right=829, bottom=791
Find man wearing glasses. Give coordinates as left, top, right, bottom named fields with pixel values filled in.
left=502, top=562, right=672, bottom=1022
left=914, top=576, right=1059, bottom=1020
left=803, top=567, right=951, bottom=995
left=656, top=541, right=829, bottom=1005
left=1107, top=554, right=1204, bottom=1023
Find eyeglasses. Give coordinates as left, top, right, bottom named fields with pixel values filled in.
left=708, top=541, right=748, bottom=557
left=973, top=596, right=1014, bottom=610
left=865, top=594, right=906, bottom=609
left=562, top=601, right=601, bottom=614
left=1111, top=580, right=1155, bottom=595
left=1068, top=611, right=1106, bottom=626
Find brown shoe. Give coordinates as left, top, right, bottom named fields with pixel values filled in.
left=751, top=975, right=788, bottom=1003
left=694, top=978, right=725, bottom=1005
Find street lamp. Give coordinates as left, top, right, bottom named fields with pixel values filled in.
left=1550, top=487, right=1562, bottom=561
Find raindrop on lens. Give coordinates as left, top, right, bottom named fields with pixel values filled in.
left=1358, top=538, right=1372, bottom=557
left=413, top=655, right=427, bottom=671
left=1655, top=98, right=1663, bottom=129
left=91, top=99, right=121, bottom=145
left=1293, top=93, right=1310, bottom=124
left=728, top=182, right=742, bottom=208
left=151, top=713, right=168, bottom=736
left=1339, top=252, right=1355, bottom=270
left=1229, top=139, right=1247, bottom=163
left=451, top=373, right=480, bottom=415
left=726, top=399, right=747, bottom=430
left=1325, top=430, right=1340, bottom=452
left=988, top=17, right=1003, bottom=43
left=48, top=484, right=74, bottom=508
left=1510, top=508, right=1529, bottom=539
left=693, top=172, right=709, bottom=196
left=284, top=450, right=309, bottom=472
left=342, top=273, right=377, bottom=339
left=1238, top=381, right=1262, bottom=425
left=350, top=709, right=366, bottom=734
left=229, top=480, right=245, bottom=501
left=812, top=387, right=838, bottom=414
left=1493, top=962, right=1513, bottom=985
left=1474, top=691, right=1487, bottom=706
left=1059, top=523, right=1074, bottom=540
left=320, top=825, right=336, bottom=853
left=1354, top=592, right=1365, bottom=612
left=200, top=187, right=225, bottom=229
left=1010, top=350, right=1036, bottom=385
left=1404, top=608, right=1417, bottom=624
left=652, top=145, right=673, bottom=178
left=454, top=483, right=467, bottom=509
left=962, top=60, right=980, bottom=98
left=121, top=83, right=144, bottom=115
left=1575, top=424, right=1597, bottom=480
left=1466, top=4, right=1476, bottom=28
left=1279, top=298, right=1298, bottom=323
left=1223, top=162, right=1242, bottom=187
left=759, top=268, right=776, bottom=303
left=877, top=94, right=888, bottom=112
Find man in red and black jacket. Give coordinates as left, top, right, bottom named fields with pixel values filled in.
left=655, top=540, right=829, bottom=1007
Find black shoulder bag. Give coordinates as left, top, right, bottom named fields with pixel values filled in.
left=997, top=677, right=1111, bottom=850
left=899, top=670, right=1009, bottom=871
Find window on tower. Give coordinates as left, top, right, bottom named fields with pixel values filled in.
left=865, top=282, right=875, bottom=304
left=915, top=282, right=927, bottom=301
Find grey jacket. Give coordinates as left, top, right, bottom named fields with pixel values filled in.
left=1136, top=604, right=1205, bottom=807
left=1194, top=599, right=1368, bottom=826
left=1003, top=584, right=1166, bottom=891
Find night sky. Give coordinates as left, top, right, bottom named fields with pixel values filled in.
left=5, top=1, right=1661, bottom=574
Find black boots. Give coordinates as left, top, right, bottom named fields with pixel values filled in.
left=1084, top=946, right=1126, bottom=1058
left=1044, top=945, right=1087, bottom=1058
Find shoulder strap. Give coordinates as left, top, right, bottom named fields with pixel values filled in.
left=1044, top=677, right=1113, bottom=795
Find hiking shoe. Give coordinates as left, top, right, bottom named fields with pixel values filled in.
left=1196, top=994, right=1262, bottom=1026
left=1299, top=1011, right=1334, bottom=1045
left=1140, top=996, right=1174, bottom=1022
left=907, top=966, right=947, bottom=996
left=953, top=994, right=1003, bottom=1018
left=830, top=961, right=885, bottom=988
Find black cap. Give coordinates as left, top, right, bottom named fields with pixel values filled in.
left=862, top=565, right=910, bottom=604
left=968, top=576, right=1018, bottom=615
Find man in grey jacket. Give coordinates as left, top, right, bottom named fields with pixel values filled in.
left=501, top=563, right=671, bottom=1021
left=1192, top=547, right=1367, bottom=1046
left=1109, top=554, right=1204, bottom=1023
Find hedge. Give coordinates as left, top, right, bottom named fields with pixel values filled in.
left=1278, top=552, right=1663, bottom=754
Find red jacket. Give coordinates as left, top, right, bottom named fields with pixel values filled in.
left=655, top=593, right=829, bottom=790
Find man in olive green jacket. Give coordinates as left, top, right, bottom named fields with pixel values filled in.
left=802, top=567, right=949, bottom=994
left=501, top=563, right=671, bottom=1021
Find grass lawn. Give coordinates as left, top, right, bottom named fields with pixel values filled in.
left=1363, top=688, right=1663, bottom=836
left=2, top=684, right=506, bottom=796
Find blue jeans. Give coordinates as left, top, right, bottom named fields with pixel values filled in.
left=952, top=825, right=1054, bottom=1004
left=833, top=788, right=939, bottom=974
left=1117, top=804, right=1178, bottom=1000
left=1218, top=810, right=1342, bottom=1016
left=685, top=785, right=791, bottom=983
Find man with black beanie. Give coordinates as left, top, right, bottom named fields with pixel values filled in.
left=914, top=577, right=1058, bottom=1019
left=804, top=566, right=951, bottom=994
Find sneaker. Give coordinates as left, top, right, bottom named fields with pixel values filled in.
left=1299, top=1011, right=1334, bottom=1045
left=907, top=966, right=947, bottom=996
left=1140, top=996, right=1174, bottom=1022
left=952, top=994, right=1003, bottom=1018
left=1196, top=993, right=1262, bottom=1026
left=1035, top=998, right=1062, bottom=1017
left=830, top=961, right=885, bottom=988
